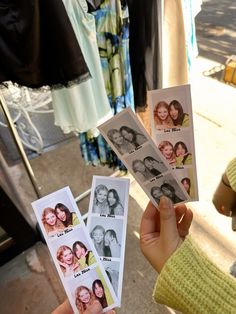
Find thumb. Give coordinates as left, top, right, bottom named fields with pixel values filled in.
left=159, top=196, right=178, bottom=243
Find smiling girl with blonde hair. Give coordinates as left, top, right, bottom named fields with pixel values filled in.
left=154, top=101, right=174, bottom=130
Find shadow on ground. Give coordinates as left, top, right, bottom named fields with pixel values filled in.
left=195, top=0, right=236, bottom=64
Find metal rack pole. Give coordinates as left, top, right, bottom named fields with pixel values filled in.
left=0, top=92, right=42, bottom=198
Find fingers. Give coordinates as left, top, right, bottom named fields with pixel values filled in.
left=219, top=205, right=232, bottom=217
left=140, top=201, right=160, bottom=237
left=159, top=196, right=178, bottom=242
left=140, top=201, right=162, bottom=272
left=177, top=208, right=193, bottom=237
left=140, top=198, right=191, bottom=274
left=141, top=200, right=192, bottom=240
left=51, top=299, right=73, bottom=314
left=175, top=203, right=188, bottom=222
left=174, top=203, right=193, bottom=237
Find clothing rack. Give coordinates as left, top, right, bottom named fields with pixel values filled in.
left=0, top=92, right=121, bottom=209
left=0, top=92, right=42, bottom=198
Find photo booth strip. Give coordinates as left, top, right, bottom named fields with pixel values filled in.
left=98, top=107, right=190, bottom=207
left=148, top=84, right=199, bottom=201
left=86, top=176, right=130, bottom=306
left=32, top=186, right=119, bottom=313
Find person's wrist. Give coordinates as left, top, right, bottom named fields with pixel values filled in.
left=158, top=197, right=184, bottom=272
left=159, top=237, right=183, bottom=272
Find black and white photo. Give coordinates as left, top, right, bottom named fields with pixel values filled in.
left=147, top=174, right=187, bottom=206
left=103, top=110, right=149, bottom=157
left=103, top=261, right=120, bottom=296
left=87, top=176, right=129, bottom=304
left=92, top=181, right=125, bottom=216
left=125, top=143, right=168, bottom=183
left=89, top=217, right=123, bottom=259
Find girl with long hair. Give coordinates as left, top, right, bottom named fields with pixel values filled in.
left=56, top=245, right=80, bottom=277
left=150, top=186, right=163, bottom=204
left=119, top=126, right=147, bottom=147
left=42, top=207, right=65, bottom=237
left=161, top=183, right=184, bottom=204
left=153, top=101, right=174, bottom=130
left=158, top=141, right=176, bottom=166
left=72, top=241, right=96, bottom=268
left=92, top=185, right=110, bottom=214
left=107, top=189, right=124, bottom=215
left=75, top=286, right=102, bottom=313
left=55, top=203, right=79, bottom=228
left=168, top=100, right=189, bottom=127
left=92, top=279, right=108, bottom=308
left=132, top=159, right=154, bottom=182
left=143, top=156, right=164, bottom=176
left=174, top=141, right=192, bottom=166
left=90, top=225, right=111, bottom=257
left=181, top=177, right=191, bottom=195
left=107, top=129, right=135, bottom=155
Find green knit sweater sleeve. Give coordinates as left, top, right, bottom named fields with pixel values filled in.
left=153, top=236, right=236, bottom=314
left=226, top=157, right=236, bottom=192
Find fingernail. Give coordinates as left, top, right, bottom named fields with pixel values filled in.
left=160, top=196, right=173, bottom=208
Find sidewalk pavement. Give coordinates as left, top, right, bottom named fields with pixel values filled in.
left=190, top=55, right=236, bottom=271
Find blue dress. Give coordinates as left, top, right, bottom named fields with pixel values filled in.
left=79, top=0, right=134, bottom=168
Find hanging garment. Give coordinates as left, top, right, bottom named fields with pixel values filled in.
left=51, top=0, right=112, bottom=133
left=126, top=0, right=146, bottom=110
left=88, top=0, right=134, bottom=114
left=162, top=0, right=188, bottom=87
left=79, top=132, right=125, bottom=169
left=182, top=0, right=199, bottom=77
left=126, top=0, right=163, bottom=111
left=86, top=0, right=102, bottom=10
left=79, top=0, right=134, bottom=168
left=144, top=0, right=163, bottom=92
left=0, top=0, right=90, bottom=88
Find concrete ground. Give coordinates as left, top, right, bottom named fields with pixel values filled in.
left=1, top=1, right=236, bottom=313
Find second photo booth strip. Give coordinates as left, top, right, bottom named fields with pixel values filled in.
left=98, top=103, right=197, bottom=208
left=86, top=176, right=130, bottom=305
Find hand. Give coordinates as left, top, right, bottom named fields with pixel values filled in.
left=84, top=301, right=116, bottom=314
left=140, top=196, right=193, bottom=273
left=51, top=299, right=73, bottom=314
left=51, top=299, right=116, bottom=314
left=84, top=309, right=116, bottom=314
left=73, top=261, right=81, bottom=271
left=212, top=173, right=236, bottom=217
left=58, top=261, right=69, bottom=269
